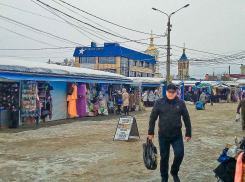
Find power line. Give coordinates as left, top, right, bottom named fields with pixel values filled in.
left=0, top=50, right=73, bottom=57
left=0, top=2, right=64, bottom=23
left=0, top=47, right=75, bottom=50
left=34, top=0, right=164, bottom=47
left=0, top=15, right=83, bottom=46
left=31, top=0, right=150, bottom=52
left=50, top=0, right=164, bottom=51
left=0, top=26, right=61, bottom=47
left=56, top=0, right=165, bottom=36
left=51, top=0, right=124, bottom=38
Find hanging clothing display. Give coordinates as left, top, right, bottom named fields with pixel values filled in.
left=192, top=87, right=195, bottom=92
left=0, top=82, right=20, bottom=127
left=21, top=81, right=40, bottom=123
left=76, top=84, right=87, bottom=117
left=213, top=89, right=217, bottom=95
left=207, top=87, right=211, bottom=93
left=67, top=85, right=78, bottom=117
left=188, top=87, right=192, bottom=92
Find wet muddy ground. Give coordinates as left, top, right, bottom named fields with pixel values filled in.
left=0, top=103, right=243, bottom=182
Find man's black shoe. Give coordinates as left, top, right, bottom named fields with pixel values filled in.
left=171, top=172, right=180, bottom=182
left=161, top=178, right=168, bottom=182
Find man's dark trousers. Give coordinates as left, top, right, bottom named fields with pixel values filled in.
left=159, top=136, right=184, bottom=180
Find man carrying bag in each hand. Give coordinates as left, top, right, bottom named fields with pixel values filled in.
left=147, top=84, right=192, bottom=182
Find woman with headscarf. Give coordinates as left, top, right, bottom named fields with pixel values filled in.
left=148, top=90, right=154, bottom=107
left=153, top=90, right=160, bottom=102
left=122, top=88, right=130, bottom=115
left=199, top=92, right=207, bottom=109
left=142, top=91, right=148, bottom=107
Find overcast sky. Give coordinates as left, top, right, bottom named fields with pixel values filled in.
left=0, top=0, right=245, bottom=79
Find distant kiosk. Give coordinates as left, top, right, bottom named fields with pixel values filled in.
left=113, top=115, right=140, bottom=141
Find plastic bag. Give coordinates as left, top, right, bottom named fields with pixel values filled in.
left=142, top=138, right=157, bottom=170
left=235, top=113, right=240, bottom=122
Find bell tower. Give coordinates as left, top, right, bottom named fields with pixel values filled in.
left=144, top=31, right=160, bottom=77
left=176, top=43, right=190, bottom=79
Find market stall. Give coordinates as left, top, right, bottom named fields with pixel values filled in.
left=214, top=82, right=230, bottom=103
left=0, top=59, right=133, bottom=125
left=0, top=80, right=20, bottom=128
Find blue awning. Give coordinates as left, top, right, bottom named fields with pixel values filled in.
left=142, top=84, right=159, bottom=87
left=0, top=72, right=133, bottom=84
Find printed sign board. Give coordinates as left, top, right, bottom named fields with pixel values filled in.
left=113, top=115, right=140, bottom=141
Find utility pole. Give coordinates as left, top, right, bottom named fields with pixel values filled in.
left=152, top=4, right=190, bottom=85
left=166, top=17, right=171, bottom=85
left=229, top=65, right=230, bottom=75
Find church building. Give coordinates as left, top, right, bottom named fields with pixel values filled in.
left=176, top=45, right=190, bottom=79
left=144, top=31, right=160, bottom=78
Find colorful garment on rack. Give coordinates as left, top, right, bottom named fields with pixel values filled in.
left=188, top=87, right=192, bottom=92
left=67, top=85, right=78, bottom=116
left=76, top=84, right=86, bottom=117
left=213, top=89, right=217, bottom=95
left=207, top=87, right=211, bottom=93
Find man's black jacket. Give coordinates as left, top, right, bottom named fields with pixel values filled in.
left=148, top=97, right=191, bottom=138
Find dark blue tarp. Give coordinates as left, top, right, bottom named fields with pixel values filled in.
left=0, top=72, right=133, bottom=84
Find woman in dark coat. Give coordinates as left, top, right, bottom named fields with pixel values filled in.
left=193, top=91, right=198, bottom=104
left=115, top=91, right=122, bottom=115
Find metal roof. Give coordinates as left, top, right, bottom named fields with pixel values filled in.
left=73, top=42, right=156, bottom=64
left=0, top=58, right=131, bottom=82
left=179, top=53, right=188, bottom=61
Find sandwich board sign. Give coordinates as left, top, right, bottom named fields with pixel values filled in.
left=113, top=115, right=140, bottom=141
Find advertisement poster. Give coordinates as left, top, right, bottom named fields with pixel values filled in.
left=114, top=117, right=133, bottom=140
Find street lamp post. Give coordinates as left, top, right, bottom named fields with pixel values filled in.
left=152, top=4, right=190, bottom=85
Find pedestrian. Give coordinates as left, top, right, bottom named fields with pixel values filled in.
left=129, top=90, right=135, bottom=112
left=116, top=91, right=122, bottom=115
left=199, top=92, right=207, bottom=109
left=153, top=90, right=160, bottom=102
left=148, top=90, right=154, bottom=107
left=193, top=91, right=198, bottom=104
left=147, top=90, right=150, bottom=107
left=122, top=88, right=130, bottom=115
left=186, top=91, right=190, bottom=101
left=237, top=98, right=245, bottom=130
left=147, top=84, right=192, bottom=182
left=142, top=91, right=148, bottom=107
left=210, top=91, right=214, bottom=106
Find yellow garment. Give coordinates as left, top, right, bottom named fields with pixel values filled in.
left=213, top=89, right=216, bottom=95
left=67, top=85, right=78, bottom=116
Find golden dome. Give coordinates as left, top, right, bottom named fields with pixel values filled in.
left=147, top=45, right=157, bottom=51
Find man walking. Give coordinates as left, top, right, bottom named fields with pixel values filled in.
left=199, top=92, right=207, bottom=109
left=237, top=97, right=245, bottom=130
left=147, top=84, right=192, bottom=182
